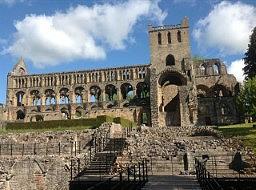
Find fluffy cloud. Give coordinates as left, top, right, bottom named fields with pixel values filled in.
left=5, top=0, right=166, bottom=67
left=227, top=59, right=245, bottom=83
left=193, top=1, right=256, bottom=55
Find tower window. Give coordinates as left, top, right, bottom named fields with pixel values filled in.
left=167, top=32, right=171, bottom=44
left=158, top=32, right=162, bottom=45
left=177, top=30, right=182, bottom=42
left=213, top=63, right=220, bottom=75
left=166, top=54, right=175, bottom=66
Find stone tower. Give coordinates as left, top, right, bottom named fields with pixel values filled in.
left=149, top=17, right=197, bottom=127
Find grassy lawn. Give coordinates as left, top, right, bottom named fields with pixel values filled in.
left=217, top=122, right=256, bottom=153
left=0, top=125, right=94, bottom=134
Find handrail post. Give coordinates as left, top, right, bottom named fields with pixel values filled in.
left=142, top=160, right=145, bottom=181
left=127, top=167, right=130, bottom=181
left=139, top=162, right=141, bottom=182
left=133, top=165, right=136, bottom=181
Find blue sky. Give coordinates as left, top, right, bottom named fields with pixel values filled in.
left=0, top=0, right=255, bottom=103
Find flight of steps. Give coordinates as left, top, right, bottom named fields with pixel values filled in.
left=142, top=175, right=201, bottom=190
left=70, top=138, right=127, bottom=190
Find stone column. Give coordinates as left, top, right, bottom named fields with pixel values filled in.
left=41, top=96, right=46, bottom=106
left=150, top=68, right=159, bottom=127
left=69, top=90, right=75, bottom=104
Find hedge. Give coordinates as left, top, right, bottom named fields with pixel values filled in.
left=6, top=115, right=135, bottom=131
left=113, top=117, right=136, bottom=128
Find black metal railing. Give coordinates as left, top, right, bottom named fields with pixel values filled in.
left=70, top=159, right=148, bottom=190
left=195, top=158, right=223, bottom=190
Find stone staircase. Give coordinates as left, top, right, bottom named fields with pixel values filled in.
left=80, top=138, right=126, bottom=176
left=70, top=138, right=127, bottom=190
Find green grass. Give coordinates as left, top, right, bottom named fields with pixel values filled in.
left=0, top=125, right=94, bottom=134
left=217, top=122, right=256, bottom=153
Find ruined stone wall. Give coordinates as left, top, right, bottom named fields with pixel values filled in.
left=6, top=61, right=150, bottom=124
left=5, top=18, right=239, bottom=127
left=193, top=59, right=239, bottom=125
left=0, top=130, right=94, bottom=190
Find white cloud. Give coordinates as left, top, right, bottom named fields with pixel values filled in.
left=227, top=59, right=245, bottom=83
left=193, top=1, right=256, bottom=55
left=4, top=0, right=166, bottom=67
left=0, top=0, right=24, bottom=5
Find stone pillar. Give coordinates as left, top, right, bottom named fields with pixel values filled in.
left=41, top=96, right=46, bottom=106
left=70, top=90, right=76, bottom=104
left=150, top=68, right=159, bottom=127
left=56, top=94, right=60, bottom=110
left=133, top=86, right=137, bottom=98
left=82, top=90, right=88, bottom=103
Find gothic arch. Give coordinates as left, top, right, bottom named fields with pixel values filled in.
left=16, top=91, right=25, bottom=106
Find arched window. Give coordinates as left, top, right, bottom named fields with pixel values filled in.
left=213, top=64, right=220, bottom=75
left=167, top=32, right=171, bottom=44
left=200, top=64, right=207, bottom=75
left=166, top=54, right=175, bottom=66
left=177, top=30, right=182, bottom=42
left=158, top=32, right=162, bottom=45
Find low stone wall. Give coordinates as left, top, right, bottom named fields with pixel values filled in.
left=0, top=154, right=88, bottom=190
left=0, top=122, right=120, bottom=190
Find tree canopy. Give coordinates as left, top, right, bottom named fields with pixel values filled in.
left=244, top=27, right=256, bottom=80
left=236, top=77, right=256, bottom=119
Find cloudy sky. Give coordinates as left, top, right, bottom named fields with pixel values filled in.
left=0, top=0, right=255, bottom=103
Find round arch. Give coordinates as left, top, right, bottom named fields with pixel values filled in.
left=158, top=70, right=187, bottom=86
left=166, top=54, right=175, bottom=66
left=136, top=82, right=149, bottom=99
left=209, top=84, right=232, bottom=97
left=196, top=85, right=210, bottom=98
left=120, top=83, right=133, bottom=100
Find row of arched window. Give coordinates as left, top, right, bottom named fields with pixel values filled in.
left=13, top=67, right=148, bottom=88
left=158, top=30, right=182, bottom=45
left=199, top=63, right=221, bottom=76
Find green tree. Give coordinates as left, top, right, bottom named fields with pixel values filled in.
left=244, top=27, right=256, bottom=80
left=237, top=77, right=256, bottom=119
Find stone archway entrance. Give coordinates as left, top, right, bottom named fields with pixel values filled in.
left=164, top=94, right=180, bottom=126
left=158, top=70, right=186, bottom=127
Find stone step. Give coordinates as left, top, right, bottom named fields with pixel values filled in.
left=141, top=175, right=201, bottom=190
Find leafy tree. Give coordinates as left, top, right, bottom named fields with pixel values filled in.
left=244, top=27, right=256, bottom=80
left=236, top=77, right=256, bottom=120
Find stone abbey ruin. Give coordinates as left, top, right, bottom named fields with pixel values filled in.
left=3, top=17, right=239, bottom=127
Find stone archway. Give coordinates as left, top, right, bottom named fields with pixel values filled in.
left=17, top=109, right=25, bottom=120
left=158, top=70, right=186, bottom=126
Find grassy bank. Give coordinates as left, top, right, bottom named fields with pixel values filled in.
left=1, top=115, right=136, bottom=134
left=217, top=122, right=256, bottom=153
left=0, top=125, right=94, bottom=134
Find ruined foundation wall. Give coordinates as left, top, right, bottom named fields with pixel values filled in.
left=0, top=130, right=94, bottom=190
